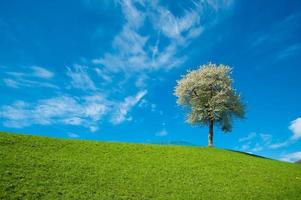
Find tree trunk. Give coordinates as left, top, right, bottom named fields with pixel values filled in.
left=208, top=120, right=214, bottom=147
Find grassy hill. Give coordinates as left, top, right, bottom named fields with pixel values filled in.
left=1, top=132, right=301, bottom=200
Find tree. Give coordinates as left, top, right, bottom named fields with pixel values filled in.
left=174, top=63, right=245, bottom=147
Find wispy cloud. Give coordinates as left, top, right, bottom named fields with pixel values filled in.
left=0, top=95, right=107, bottom=131
left=239, top=132, right=257, bottom=142
left=248, top=12, right=301, bottom=62
left=277, top=43, right=301, bottom=60
left=289, top=117, right=301, bottom=140
left=0, top=90, right=147, bottom=131
left=92, top=0, right=233, bottom=72
left=111, top=90, right=147, bottom=124
left=149, top=1, right=205, bottom=44
left=2, top=66, right=57, bottom=89
left=3, top=79, right=19, bottom=88
left=94, top=67, right=112, bottom=83
left=260, top=133, right=272, bottom=143
left=280, top=151, right=301, bottom=163
left=3, top=78, right=58, bottom=89
left=250, top=12, right=300, bottom=48
left=67, top=64, right=97, bottom=91
left=5, top=66, right=54, bottom=79
left=156, top=129, right=168, bottom=137
left=31, top=66, right=54, bottom=79
left=268, top=141, right=290, bottom=149
left=238, top=118, right=301, bottom=153
left=238, top=132, right=272, bottom=153
left=268, top=117, right=301, bottom=149
left=68, top=132, right=80, bottom=138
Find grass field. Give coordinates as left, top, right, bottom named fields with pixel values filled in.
left=1, top=132, right=301, bottom=199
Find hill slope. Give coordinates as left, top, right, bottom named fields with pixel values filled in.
left=0, top=132, right=301, bottom=200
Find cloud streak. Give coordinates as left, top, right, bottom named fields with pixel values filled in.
left=111, top=90, right=147, bottom=124
left=238, top=132, right=272, bottom=153
left=238, top=118, right=301, bottom=153
left=31, top=66, right=54, bottom=79
left=289, top=117, right=301, bottom=140
left=280, top=151, right=301, bottom=163
left=3, top=78, right=58, bottom=89
left=67, top=64, right=97, bottom=91
left=0, top=96, right=106, bottom=131
left=0, top=90, right=147, bottom=131
left=93, top=0, right=233, bottom=72
left=268, top=117, right=301, bottom=149
left=2, top=66, right=57, bottom=89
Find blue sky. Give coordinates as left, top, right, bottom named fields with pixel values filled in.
left=0, top=0, right=301, bottom=162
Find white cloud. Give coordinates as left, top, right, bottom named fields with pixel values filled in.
left=248, top=12, right=301, bottom=61
left=238, top=132, right=272, bottom=153
left=3, top=79, right=19, bottom=88
left=31, top=66, right=54, bottom=79
left=3, top=67, right=57, bottom=89
left=149, top=2, right=204, bottom=44
left=277, top=43, right=301, bottom=60
left=249, top=143, right=263, bottom=153
left=92, top=0, right=232, bottom=72
left=0, top=101, right=31, bottom=128
left=89, top=126, right=98, bottom=132
left=0, top=90, right=148, bottom=130
left=68, top=133, right=80, bottom=138
left=239, top=132, right=257, bottom=142
left=280, top=151, right=301, bottom=162
left=0, top=95, right=107, bottom=130
left=85, top=103, right=107, bottom=121
left=67, top=64, right=96, bottom=91
left=5, top=66, right=54, bottom=79
left=239, top=118, right=301, bottom=152
left=267, top=117, right=301, bottom=149
left=3, top=79, right=58, bottom=89
left=260, top=133, right=272, bottom=143
left=241, top=144, right=250, bottom=151
left=62, top=117, right=83, bottom=125
left=156, top=129, right=168, bottom=137
left=135, top=75, right=147, bottom=88
left=289, top=117, right=301, bottom=140
left=111, top=90, right=147, bottom=124
left=269, top=141, right=290, bottom=149
left=120, top=0, right=145, bottom=29
left=94, top=67, right=112, bottom=82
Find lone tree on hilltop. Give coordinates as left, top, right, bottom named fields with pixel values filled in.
left=174, top=63, right=245, bottom=147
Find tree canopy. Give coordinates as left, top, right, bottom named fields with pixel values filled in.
left=174, top=63, right=245, bottom=133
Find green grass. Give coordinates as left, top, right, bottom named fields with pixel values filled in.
left=1, top=132, right=301, bottom=200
